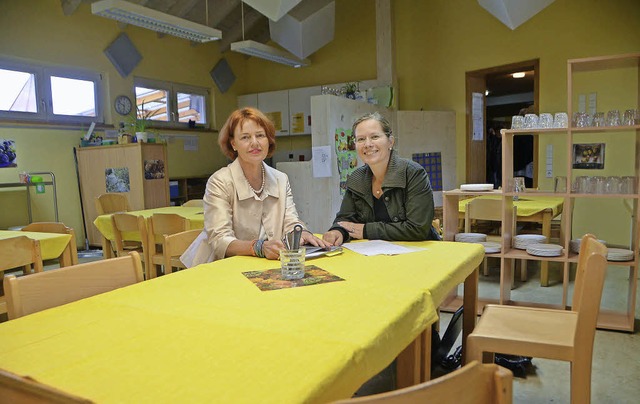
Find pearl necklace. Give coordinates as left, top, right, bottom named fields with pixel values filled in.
left=246, top=164, right=266, bottom=194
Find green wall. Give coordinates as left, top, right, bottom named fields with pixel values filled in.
left=1, top=0, right=639, bottom=245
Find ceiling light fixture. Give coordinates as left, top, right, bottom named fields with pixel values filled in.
left=231, top=40, right=310, bottom=68
left=91, top=0, right=222, bottom=43
left=230, top=2, right=309, bottom=68
left=512, top=72, right=526, bottom=78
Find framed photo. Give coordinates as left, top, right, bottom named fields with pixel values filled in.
left=573, top=143, right=605, bottom=169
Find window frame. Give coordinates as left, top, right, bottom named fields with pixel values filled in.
left=0, top=57, right=104, bottom=124
left=134, top=76, right=210, bottom=129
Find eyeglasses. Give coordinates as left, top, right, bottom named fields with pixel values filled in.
left=355, top=133, right=388, bottom=144
left=235, top=133, right=267, bottom=143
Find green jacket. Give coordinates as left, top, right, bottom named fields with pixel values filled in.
left=330, top=151, right=438, bottom=242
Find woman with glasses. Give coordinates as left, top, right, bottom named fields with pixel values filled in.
left=182, top=107, right=328, bottom=267
left=323, top=112, right=439, bottom=246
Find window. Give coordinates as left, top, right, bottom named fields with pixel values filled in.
left=0, top=58, right=103, bottom=124
left=134, top=77, right=209, bottom=129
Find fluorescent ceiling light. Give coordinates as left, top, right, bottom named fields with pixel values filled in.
left=231, top=40, right=310, bottom=68
left=512, top=72, right=526, bottom=78
left=92, top=0, right=222, bottom=43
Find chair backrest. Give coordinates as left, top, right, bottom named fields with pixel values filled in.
left=95, top=193, right=130, bottom=215
left=110, top=213, right=146, bottom=258
left=333, top=361, right=512, bottom=403
left=182, top=199, right=204, bottom=207
left=3, top=252, right=144, bottom=320
left=22, top=222, right=79, bottom=265
left=0, top=236, right=44, bottom=275
left=148, top=213, right=190, bottom=245
left=0, top=368, right=92, bottom=403
left=163, top=229, right=202, bottom=272
left=571, top=234, right=608, bottom=349
left=464, top=198, right=517, bottom=240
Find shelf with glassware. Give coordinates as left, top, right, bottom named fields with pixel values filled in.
left=442, top=52, right=640, bottom=331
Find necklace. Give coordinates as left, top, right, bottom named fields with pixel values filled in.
left=246, top=165, right=266, bottom=194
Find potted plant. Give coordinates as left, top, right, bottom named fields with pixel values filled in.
left=342, top=82, right=360, bottom=100
left=128, top=102, right=158, bottom=142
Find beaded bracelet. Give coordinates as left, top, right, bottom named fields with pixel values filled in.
left=254, top=239, right=266, bottom=258
left=250, top=239, right=258, bottom=257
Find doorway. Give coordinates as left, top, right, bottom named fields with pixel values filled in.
left=465, top=60, right=539, bottom=188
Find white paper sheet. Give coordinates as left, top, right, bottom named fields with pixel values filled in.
left=343, top=240, right=418, bottom=256
left=312, top=145, right=332, bottom=178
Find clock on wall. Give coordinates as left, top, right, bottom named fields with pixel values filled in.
left=114, top=95, right=133, bottom=116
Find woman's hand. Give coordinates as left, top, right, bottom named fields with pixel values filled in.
left=322, top=230, right=344, bottom=246
left=338, top=221, right=364, bottom=240
left=301, top=231, right=332, bottom=249
left=261, top=239, right=285, bottom=260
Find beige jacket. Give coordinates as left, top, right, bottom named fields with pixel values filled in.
left=183, top=159, right=304, bottom=267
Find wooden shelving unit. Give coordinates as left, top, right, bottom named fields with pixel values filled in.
left=443, top=52, right=640, bottom=332
left=169, top=176, right=209, bottom=205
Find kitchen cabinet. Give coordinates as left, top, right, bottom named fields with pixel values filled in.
left=288, top=86, right=321, bottom=135
left=77, top=143, right=169, bottom=246
left=258, top=90, right=289, bottom=136
left=442, top=52, right=640, bottom=332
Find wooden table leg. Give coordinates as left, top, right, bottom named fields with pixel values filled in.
left=461, top=265, right=479, bottom=365
left=420, top=327, right=432, bottom=382
left=396, top=335, right=421, bottom=388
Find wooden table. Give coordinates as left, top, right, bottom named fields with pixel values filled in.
left=0, top=240, right=483, bottom=402
left=93, top=206, right=204, bottom=259
left=0, top=230, right=74, bottom=267
left=459, top=196, right=564, bottom=286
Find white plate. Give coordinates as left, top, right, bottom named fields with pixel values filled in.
left=526, top=243, right=563, bottom=257
left=455, top=233, right=487, bottom=242
left=606, top=248, right=634, bottom=262
left=460, top=183, right=494, bottom=192
left=479, top=241, right=501, bottom=254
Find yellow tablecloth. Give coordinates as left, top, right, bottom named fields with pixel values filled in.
left=459, top=195, right=564, bottom=217
left=0, top=230, right=71, bottom=260
left=0, top=241, right=483, bottom=403
left=93, top=206, right=205, bottom=241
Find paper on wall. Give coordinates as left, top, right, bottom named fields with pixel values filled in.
left=311, top=145, right=332, bottom=178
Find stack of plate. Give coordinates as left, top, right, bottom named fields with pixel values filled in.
left=454, top=233, right=487, bottom=243
left=479, top=241, right=501, bottom=254
left=513, top=234, right=547, bottom=250
left=526, top=243, right=563, bottom=257
left=460, top=183, right=494, bottom=192
left=570, top=238, right=607, bottom=253
left=607, top=248, right=634, bottom=262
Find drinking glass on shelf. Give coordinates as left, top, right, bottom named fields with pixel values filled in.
left=512, top=177, right=526, bottom=200
left=623, top=109, right=635, bottom=126
left=553, top=112, right=568, bottom=128
left=574, top=112, right=592, bottom=127
left=593, top=176, right=606, bottom=194
left=592, top=112, right=605, bottom=127
left=606, top=110, right=621, bottom=126
left=621, top=176, right=636, bottom=194
left=554, top=176, right=567, bottom=193
left=511, top=115, right=524, bottom=129
left=573, top=176, right=588, bottom=193
left=605, top=176, right=621, bottom=194
left=523, top=114, right=539, bottom=129
left=538, top=113, right=553, bottom=128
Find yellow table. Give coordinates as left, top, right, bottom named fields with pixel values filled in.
left=459, top=195, right=564, bottom=286
left=0, top=230, right=73, bottom=267
left=0, top=241, right=483, bottom=403
left=93, top=206, right=204, bottom=258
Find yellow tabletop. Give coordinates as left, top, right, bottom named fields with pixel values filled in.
left=93, top=206, right=204, bottom=241
left=459, top=195, right=564, bottom=217
left=0, top=241, right=483, bottom=403
left=0, top=230, right=71, bottom=261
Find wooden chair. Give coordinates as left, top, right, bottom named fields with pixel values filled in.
left=0, top=368, right=92, bottom=403
left=162, top=229, right=202, bottom=273
left=467, top=234, right=607, bottom=404
left=144, top=213, right=190, bottom=278
left=94, top=193, right=130, bottom=215
left=111, top=213, right=148, bottom=279
left=333, top=361, right=512, bottom=403
left=3, top=252, right=144, bottom=320
left=182, top=199, right=204, bottom=207
left=22, top=221, right=79, bottom=266
left=0, top=236, right=44, bottom=315
left=464, top=198, right=525, bottom=283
